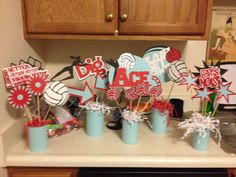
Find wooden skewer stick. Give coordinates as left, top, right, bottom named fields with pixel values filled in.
left=165, top=82, right=175, bottom=107
left=130, top=100, right=132, bottom=111
left=37, top=95, right=40, bottom=119
left=190, top=88, right=195, bottom=112
left=24, top=107, right=32, bottom=122
left=43, top=105, right=51, bottom=120
left=101, top=91, right=105, bottom=103
left=141, top=97, right=153, bottom=113
left=211, top=103, right=219, bottom=118
left=204, top=100, right=208, bottom=116
left=136, top=95, right=142, bottom=111
left=201, top=101, right=204, bottom=115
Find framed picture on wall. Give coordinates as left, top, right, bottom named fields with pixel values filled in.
left=207, top=8, right=236, bottom=63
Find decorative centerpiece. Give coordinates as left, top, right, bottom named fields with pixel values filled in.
left=151, top=98, right=173, bottom=134
left=8, top=84, right=50, bottom=152
left=122, top=109, right=146, bottom=144
left=105, top=49, right=181, bottom=143
left=178, top=112, right=221, bottom=151
left=178, top=61, right=235, bottom=151
left=3, top=61, right=75, bottom=152
left=3, top=63, right=52, bottom=152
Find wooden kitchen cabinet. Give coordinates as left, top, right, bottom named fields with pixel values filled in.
left=119, top=0, right=209, bottom=35
left=8, top=167, right=78, bottom=177
left=22, top=0, right=117, bottom=35
left=21, top=0, right=213, bottom=40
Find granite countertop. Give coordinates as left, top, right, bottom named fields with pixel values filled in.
left=5, top=120, right=236, bottom=168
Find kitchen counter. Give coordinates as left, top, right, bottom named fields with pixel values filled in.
left=5, top=120, right=236, bottom=168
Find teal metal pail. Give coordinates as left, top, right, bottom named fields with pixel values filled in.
left=192, top=129, right=210, bottom=151
left=86, top=110, right=104, bottom=137
left=151, top=109, right=168, bottom=134
left=122, top=119, right=139, bottom=144
left=28, top=125, right=48, bottom=152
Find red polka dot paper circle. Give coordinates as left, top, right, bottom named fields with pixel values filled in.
left=27, top=74, right=47, bottom=96
left=8, top=86, right=32, bottom=109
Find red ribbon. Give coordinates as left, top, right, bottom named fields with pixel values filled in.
left=153, top=98, right=174, bottom=125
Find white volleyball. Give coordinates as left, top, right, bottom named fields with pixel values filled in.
left=43, top=81, right=69, bottom=107
left=117, top=53, right=136, bottom=70
left=168, top=60, right=187, bottom=83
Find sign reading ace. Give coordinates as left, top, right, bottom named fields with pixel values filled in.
left=111, top=68, right=149, bottom=87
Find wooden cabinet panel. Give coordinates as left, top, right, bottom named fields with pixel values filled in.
left=119, top=0, right=209, bottom=35
left=21, top=0, right=213, bottom=40
left=8, top=167, right=78, bottom=177
left=22, top=0, right=117, bottom=34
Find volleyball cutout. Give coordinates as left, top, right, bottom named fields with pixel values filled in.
left=166, top=48, right=181, bottom=63
left=168, top=60, right=187, bottom=83
left=43, top=81, right=69, bottom=107
left=117, top=53, right=136, bottom=70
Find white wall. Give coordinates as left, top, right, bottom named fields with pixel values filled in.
left=0, top=0, right=45, bottom=127
left=0, top=0, right=44, bottom=175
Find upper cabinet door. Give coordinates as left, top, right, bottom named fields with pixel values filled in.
left=119, top=0, right=209, bottom=35
left=23, top=0, right=117, bottom=34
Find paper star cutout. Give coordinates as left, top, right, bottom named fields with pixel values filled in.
left=179, top=70, right=199, bottom=91
left=192, top=87, right=215, bottom=103
left=193, top=60, right=228, bottom=83
left=216, top=82, right=235, bottom=103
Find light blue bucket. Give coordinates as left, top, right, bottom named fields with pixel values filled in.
left=151, top=109, right=168, bottom=134
left=122, top=119, right=139, bottom=144
left=86, top=110, right=104, bottom=137
left=192, top=129, right=210, bottom=151
left=28, top=125, right=48, bottom=152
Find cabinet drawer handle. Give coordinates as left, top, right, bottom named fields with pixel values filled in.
left=106, top=14, right=114, bottom=22
left=120, top=14, right=128, bottom=22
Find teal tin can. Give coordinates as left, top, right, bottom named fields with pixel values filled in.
left=192, top=129, right=210, bottom=151
left=28, top=125, right=48, bottom=152
left=151, top=109, right=168, bottom=134
left=122, top=119, right=139, bottom=145
left=86, top=110, right=104, bottom=137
